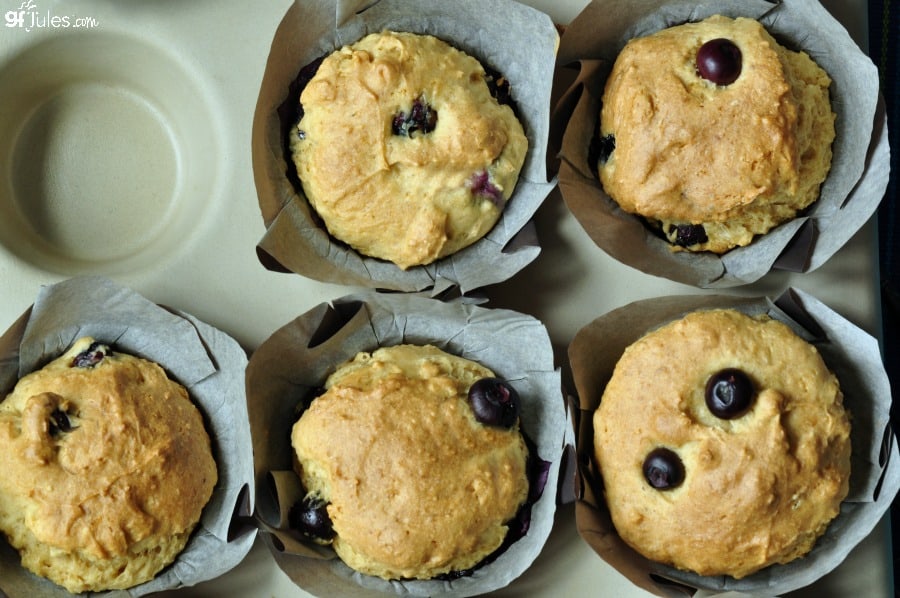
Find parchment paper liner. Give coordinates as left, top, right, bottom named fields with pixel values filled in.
left=568, top=288, right=900, bottom=596
left=553, top=0, right=890, bottom=288
left=251, top=0, right=559, bottom=294
left=246, top=292, right=567, bottom=597
left=0, top=277, right=256, bottom=597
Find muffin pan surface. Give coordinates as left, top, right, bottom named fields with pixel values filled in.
left=0, top=0, right=892, bottom=597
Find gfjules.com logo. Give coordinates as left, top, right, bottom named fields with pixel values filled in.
left=5, top=0, right=99, bottom=32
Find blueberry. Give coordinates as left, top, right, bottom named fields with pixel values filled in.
left=705, top=368, right=755, bottom=419
left=294, top=56, right=324, bottom=123
left=71, top=341, right=111, bottom=368
left=288, top=495, right=335, bottom=542
left=467, top=170, right=503, bottom=208
left=595, top=134, right=616, bottom=164
left=669, top=223, right=708, bottom=247
left=484, top=67, right=512, bottom=107
left=391, top=97, right=437, bottom=137
left=49, top=408, right=72, bottom=437
left=642, top=447, right=685, bottom=490
left=467, top=378, right=520, bottom=428
left=696, top=38, right=742, bottom=85
left=295, top=57, right=324, bottom=90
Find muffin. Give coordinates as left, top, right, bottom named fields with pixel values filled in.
left=0, top=337, right=218, bottom=593
left=289, top=30, right=528, bottom=269
left=596, top=15, right=835, bottom=253
left=592, top=309, right=851, bottom=579
left=290, top=344, right=529, bottom=580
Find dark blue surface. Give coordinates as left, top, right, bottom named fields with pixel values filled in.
left=868, top=0, right=899, bottom=594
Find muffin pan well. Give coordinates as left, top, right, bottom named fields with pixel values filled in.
left=0, top=32, right=219, bottom=275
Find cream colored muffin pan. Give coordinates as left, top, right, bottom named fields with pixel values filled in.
left=0, top=0, right=890, bottom=597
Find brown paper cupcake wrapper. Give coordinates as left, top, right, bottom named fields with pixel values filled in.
left=0, top=276, right=255, bottom=597
left=246, top=292, right=567, bottom=597
left=568, top=288, right=900, bottom=596
left=554, top=0, right=890, bottom=288
left=251, top=0, right=559, bottom=294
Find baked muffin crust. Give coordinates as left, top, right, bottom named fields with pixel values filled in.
left=0, top=338, right=217, bottom=593
left=593, top=310, right=850, bottom=578
left=291, top=344, right=528, bottom=579
left=598, top=16, right=835, bottom=253
left=291, top=31, right=528, bottom=269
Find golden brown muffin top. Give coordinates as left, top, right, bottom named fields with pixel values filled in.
left=292, top=344, right=528, bottom=579
left=593, top=310, right=850, bottom=578
left=291, top=31, right=528, bottom=269
left=598, top=16, right=834, bottom=252
left=0, top=337, right=217, bottom=592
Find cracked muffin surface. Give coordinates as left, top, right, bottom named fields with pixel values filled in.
left=593, top=310, right=850, bottom=578
left=597, top=15, right=835, bottom=253
left=291, top=344, right=529, bottom=580
left=0, top=337, right=217, bottom=593
left=290, top=31, right=528, bottom=269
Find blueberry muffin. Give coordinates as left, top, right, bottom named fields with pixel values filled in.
left=597, top=15, right=835, bottom=253
left=593, top=309, right=850, bottom=578
left=289, top=31, right=528, bottom=269
left=290, top=344, right=529, bottom=579
left=0, top=338, right=217, bottom=593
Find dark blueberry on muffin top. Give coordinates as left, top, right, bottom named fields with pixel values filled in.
left=696, top=38, right=742, bottom=85
left=70, top=341, right=111, bottom=368
left=468, top=378, right=520, bottom=428
left=391, top=97, right=438, bottom=137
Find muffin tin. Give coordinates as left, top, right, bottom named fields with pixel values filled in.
left=0, top=31, right=218, bottom=276
left=0, top=0, right=893, bottom=596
